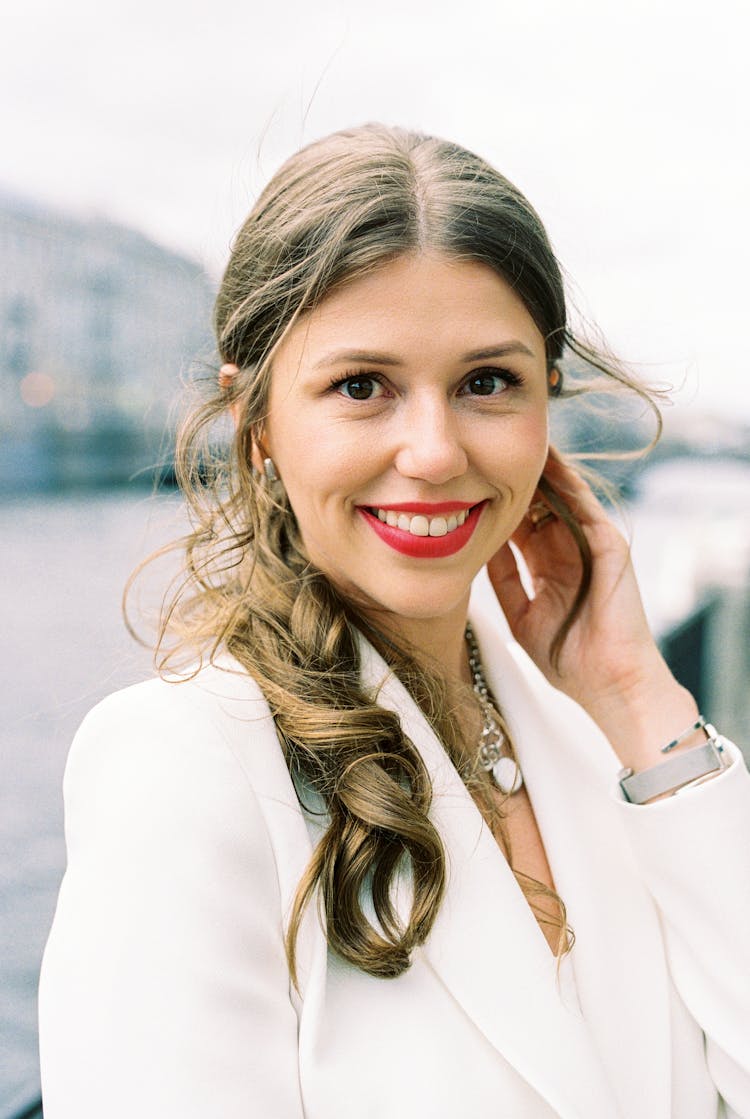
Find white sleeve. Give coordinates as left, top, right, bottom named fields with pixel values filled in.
left=38, top=683, right=305, bottom=1119
left=617, top=742, right=750, bottom=1118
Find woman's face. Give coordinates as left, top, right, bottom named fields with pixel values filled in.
left=262, top=251, right=550, bottom=627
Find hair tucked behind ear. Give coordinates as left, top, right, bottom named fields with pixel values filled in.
left=134, top=123, right=661, bottom=980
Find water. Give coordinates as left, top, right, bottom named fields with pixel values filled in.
left=625, top=458, right=750, bottom=635
left=2, top=468, right=749, bottom=1111
left=1, top=491, right=185, bottom=1113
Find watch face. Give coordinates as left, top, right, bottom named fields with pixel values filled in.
left=620, top=739, right=727, bottom=804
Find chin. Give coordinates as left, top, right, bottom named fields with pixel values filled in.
left=337, top=576, right=476, bottom=628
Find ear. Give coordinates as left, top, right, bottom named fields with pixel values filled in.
left=219, top=363, right=280, bottom=487
left=220, top=362, right=252, bottom=437
left=249, top=432, right=267, bottom=474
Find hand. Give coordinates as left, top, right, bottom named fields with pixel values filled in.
left=487, top=449, right=697, bottom=757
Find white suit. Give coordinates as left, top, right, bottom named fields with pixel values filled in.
left=39, top=588, right=750, bottom=1117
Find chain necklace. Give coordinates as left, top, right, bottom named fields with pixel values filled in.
left=465, top=622, right=524, bottom=796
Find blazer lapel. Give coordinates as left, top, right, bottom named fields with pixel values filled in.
left=469, top=597, right=673, bottom=1119
left=357, top=634, right=621, bottom=1119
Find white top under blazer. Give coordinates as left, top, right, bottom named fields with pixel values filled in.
left=39, top=583, right=750, bottom=1118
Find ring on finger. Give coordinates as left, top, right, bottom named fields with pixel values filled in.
left=527, top=502, right=556, bottom=531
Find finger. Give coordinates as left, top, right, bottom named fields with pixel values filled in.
left=511, top=512, right=537, bottom=551
left=514, top=491, right=561, bottom=549
left=486, top=544, right=532, bottom=632
left=514, top=486, right=577, bottom=560
left=510, top=526, right=583, bottom=598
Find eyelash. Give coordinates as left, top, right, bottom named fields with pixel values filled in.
left=328, top=367, right=525, bottom=400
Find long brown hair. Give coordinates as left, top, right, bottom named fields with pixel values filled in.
left=147, top=124, right=659, bottom=980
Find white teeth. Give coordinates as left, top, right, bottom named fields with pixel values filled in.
left=371, top=507, right=474, bottom=537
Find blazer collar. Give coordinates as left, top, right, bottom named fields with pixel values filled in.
left=355, top=588, right=673, bottom=1119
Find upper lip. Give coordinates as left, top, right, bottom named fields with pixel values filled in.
left=362, top=501, right=481, bottom=514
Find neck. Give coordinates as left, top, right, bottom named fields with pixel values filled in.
left=362, top=594, right=472, bottom=686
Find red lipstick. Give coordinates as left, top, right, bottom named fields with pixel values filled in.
left=358, top=502, right=486, bottom=558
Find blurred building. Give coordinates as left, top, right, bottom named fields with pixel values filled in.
left=0, top=189, right=215, bottom=491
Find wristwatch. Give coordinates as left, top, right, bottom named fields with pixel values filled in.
left=618, top=732, right=728, bottom=804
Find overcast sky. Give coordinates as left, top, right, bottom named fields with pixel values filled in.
left=3, top=0, right=749, bottom=421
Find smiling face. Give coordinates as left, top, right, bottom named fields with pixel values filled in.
left=261, top=251, right=550, bottom=635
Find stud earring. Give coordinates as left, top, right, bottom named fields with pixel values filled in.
left=548, top=367, right=563, bottom=397
left=263, top=457, right=279, bottom=483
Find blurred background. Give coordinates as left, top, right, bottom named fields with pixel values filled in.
left=2, top=0, right=749, bottom=1112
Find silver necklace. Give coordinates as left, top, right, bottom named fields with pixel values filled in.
left=465, top=623, right=524, bottom=795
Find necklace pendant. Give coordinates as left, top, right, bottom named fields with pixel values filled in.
left=490, top=756, right=524, bottom=795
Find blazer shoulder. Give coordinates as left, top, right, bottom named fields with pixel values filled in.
left=76, top=653, right=270, bottom=734
left=64, top=655, right=292, bottom=829
left=74, top=651, right=269, bottom=741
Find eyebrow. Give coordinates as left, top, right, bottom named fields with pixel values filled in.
left=462, top=342, right=536, bottom=361
left=312, top=341, right=536, bottom=369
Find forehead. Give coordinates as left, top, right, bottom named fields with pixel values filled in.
left=273, top=252, right=546, bottom=372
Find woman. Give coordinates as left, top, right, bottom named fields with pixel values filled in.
left=39, top=124, right=750, bottom=1118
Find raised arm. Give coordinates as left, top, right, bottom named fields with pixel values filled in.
left=489, top=449, right=750, bottom=1114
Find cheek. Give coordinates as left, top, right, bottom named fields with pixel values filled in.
left=274, top=430, right=375, bottom=527
left=281, top=422, right=389, bottom=498
left=485, top=413, right=549, bottom=489
left=526, top=414, right=550, bottom=478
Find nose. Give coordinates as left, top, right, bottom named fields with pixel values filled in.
left=393, top=396, right=469, bottom=485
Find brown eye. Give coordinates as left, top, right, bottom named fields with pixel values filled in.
left=465, top=373, right=506, bottom=396
left=460, top=368, right=522, bottom=397
left=338, top=376, right=381, bottom=400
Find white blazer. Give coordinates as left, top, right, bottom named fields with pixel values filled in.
left=39, top=586, right=750, bottom=1118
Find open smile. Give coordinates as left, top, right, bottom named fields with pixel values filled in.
left=358, top=501, right=488, bottom=558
